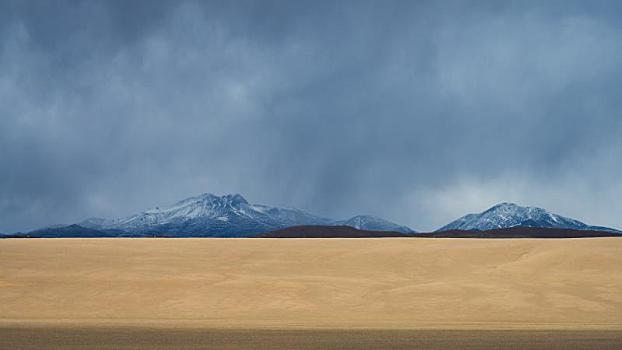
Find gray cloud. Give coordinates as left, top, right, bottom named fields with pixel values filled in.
left=1, top=0, right=621, bottom=232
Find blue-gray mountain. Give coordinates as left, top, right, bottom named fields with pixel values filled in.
left=31, top=193, right=415, bottom=237
left=334, top=215, right=414, bottom=233
left=438, top=202, right=620, bottom=233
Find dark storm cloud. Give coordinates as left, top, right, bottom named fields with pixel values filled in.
left=1, top=0, right=621, bottom=232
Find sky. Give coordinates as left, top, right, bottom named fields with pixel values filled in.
left=1, top=0, right=622, bottom=233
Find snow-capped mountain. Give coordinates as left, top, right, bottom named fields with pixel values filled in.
left=437, top=202, right=619, bottom=232
left=335, top=215, right=415, bottom=233
left=78, top=193, right=329, bottom=237
left=73, top=193, right=414, bottom=237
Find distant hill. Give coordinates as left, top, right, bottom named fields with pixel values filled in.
left=333, top=215, right=414, bottom=233
left=257, top=225, right=413, bottom=238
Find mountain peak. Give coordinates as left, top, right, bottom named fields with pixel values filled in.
left=185, top=193, right=249, bottom=206
left=348, top=214, right=380, bottom=220
left=223, top=193, right=248, bottom=205
left=485, top=202, right=525, bottom=212
left=491, top=202, right=518, bottom=208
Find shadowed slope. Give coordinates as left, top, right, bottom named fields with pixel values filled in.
left=258, top=225, right=413, bottom=238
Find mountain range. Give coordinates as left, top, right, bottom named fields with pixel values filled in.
left=2, top=193, right=619, bottom=238
left=16, top=193, right=415, bottom=238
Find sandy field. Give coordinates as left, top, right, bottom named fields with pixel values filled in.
left=1, top=238, right=621, bottom=348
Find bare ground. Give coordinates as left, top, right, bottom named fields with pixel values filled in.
left=1, top=238, right=621, bottom=348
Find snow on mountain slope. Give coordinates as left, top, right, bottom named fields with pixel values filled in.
left=75, top=193, right=416, bottom=237
left=78, top=193, right=333, bottom=237
left=335, top=215, right=415, bottom=233
left=437, top=202, right=619, bottom=232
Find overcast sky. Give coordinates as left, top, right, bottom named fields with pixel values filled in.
left=1, top=0, right=621, bottom=233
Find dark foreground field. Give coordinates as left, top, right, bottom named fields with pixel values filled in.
left=2, top=327, right=622, bottom=350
